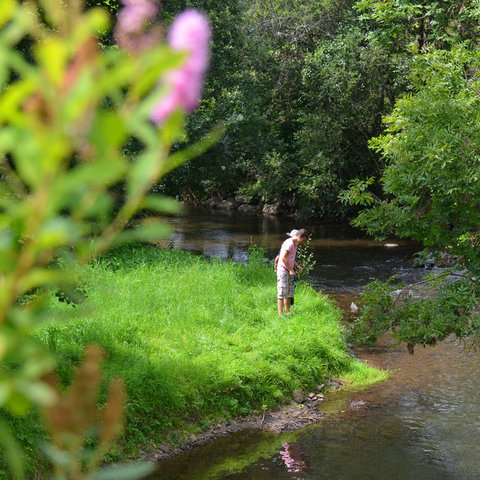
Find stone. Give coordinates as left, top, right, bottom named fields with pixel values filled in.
left=217, top=199, right=237, bottom=210
left=238, top=204, right=258, bottom=214
left=292, top=390, right=304, bottom=404
left=262, top=202, right=282, bottom=216
left=350, top=400, right=367, bottom=410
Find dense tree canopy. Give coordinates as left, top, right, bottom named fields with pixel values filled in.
left=339, top=6, right=480, bottom=348
left=156, top=0, right=396, bottom=215
left=81, top=0, right=480, bottom=220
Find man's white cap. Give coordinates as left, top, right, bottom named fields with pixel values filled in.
left=286, top=229, right=299, bottom=237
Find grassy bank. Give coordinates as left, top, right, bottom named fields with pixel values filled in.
left=3, top=245, right=386, bottom=475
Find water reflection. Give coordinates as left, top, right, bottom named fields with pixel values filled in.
left=153, top=338, right=480, bottom=480
left=225, top=337, right=480, bottom=480
left=279, top=441, right=307, bottom=477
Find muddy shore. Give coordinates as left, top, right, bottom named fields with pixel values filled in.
left=142, top=380, right=350, bottom=462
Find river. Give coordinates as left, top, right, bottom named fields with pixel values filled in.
left=152, top=210, right=480, bottom=480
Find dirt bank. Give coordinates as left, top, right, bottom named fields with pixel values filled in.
left=143, top=380, right=346, bottom=462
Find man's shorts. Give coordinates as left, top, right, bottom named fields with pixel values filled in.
left=277, top=268, right=294, bottom=299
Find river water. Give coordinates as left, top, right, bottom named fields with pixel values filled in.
left=163, top=211, right=422, bottom=292
left=153, top=210, right=480, bottom=480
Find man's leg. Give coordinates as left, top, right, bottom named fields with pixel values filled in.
left=284, top=297, right=291, bottom=314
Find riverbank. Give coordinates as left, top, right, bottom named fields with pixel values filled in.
left=143, top=378, right=344, bottom=463
left=184, top=196, right=315, bottom=219
left=4, top=245, right=386, bottom=476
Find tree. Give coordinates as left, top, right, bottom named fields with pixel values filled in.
left=160, top=0, right=389, bottom=215
left=341, top=44, right=480, bottom=349
left=295, top=23, right=398, bottom=216
left=354, top=0, right=480, bottom=52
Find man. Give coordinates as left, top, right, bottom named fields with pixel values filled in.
left=275, top=229, right=308, bottom=316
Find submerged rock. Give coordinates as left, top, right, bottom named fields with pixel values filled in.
left=349, top=400, right=367, bottom=410
left=238, top=204, right=258, bottom=214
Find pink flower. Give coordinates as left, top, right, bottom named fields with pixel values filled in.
left=114, top=0, right=160, bottom=53
left=151, top=10, right=211, bottom=123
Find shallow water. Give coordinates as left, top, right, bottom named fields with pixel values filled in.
left=217, top=337, right=480, bottom=480
left=163, top=210, right=425, bottom=292
left=153, top=338, right=480, bottom=480
left=152, top=211, right=480, bottom=480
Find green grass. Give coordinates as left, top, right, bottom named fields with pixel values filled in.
left=3, top=245, right=386, bottom=475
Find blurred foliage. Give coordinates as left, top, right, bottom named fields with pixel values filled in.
left=0, top=0, right=218, bottom=477
left=41, top=344, right=133, bottom=480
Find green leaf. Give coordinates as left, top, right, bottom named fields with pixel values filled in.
left=5, top=391, right=31, bottom=416
left=0, top=331, right=6, bottom=360
left=34, top=37, right=69, bottom=87
left=9, top=128, right=44, bottom=188
left=41, top=443, right=71, bottom=468
left=131, top=48, right=184, bottom=99
left=62, top=69, right=98, bottom=123
left=66, top=157, right=127, bottom=187
left=17, top=380, right=56, bottom=406
left=72, top=7, right=110, bottom=46
left=127, top=152, right=158, bottom=198
left=0, top=79, right=36, bottom=125
left=36, top=217, right=81, bottom=249
left=113, top=220, right=171, bottom=246
left=19, top=344, right=56, bottom=379
left=49, top=160, right=126, bottom=215
left=19, top=268, right=77, bottom=293
left=0, top=417, right=25, bottom=480
left=92, top=461, right=156, bottom=480
left=159, top=123, right=225, bottom=177
left=97, top=50, right=135, bottom=93
left=83, top=192, right=115, bottom=219
left=160, top=108, right=186, bottom=146
left=90, top=112, right=127, bottom=156
left=140, top=195, right=184, bottom=215
left=0, top=380, right=12, bottom=407
left=0, top=0, right=15, bottom=28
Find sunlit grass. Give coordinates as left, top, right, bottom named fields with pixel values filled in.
left=36, top=245, right=385, bottom=456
